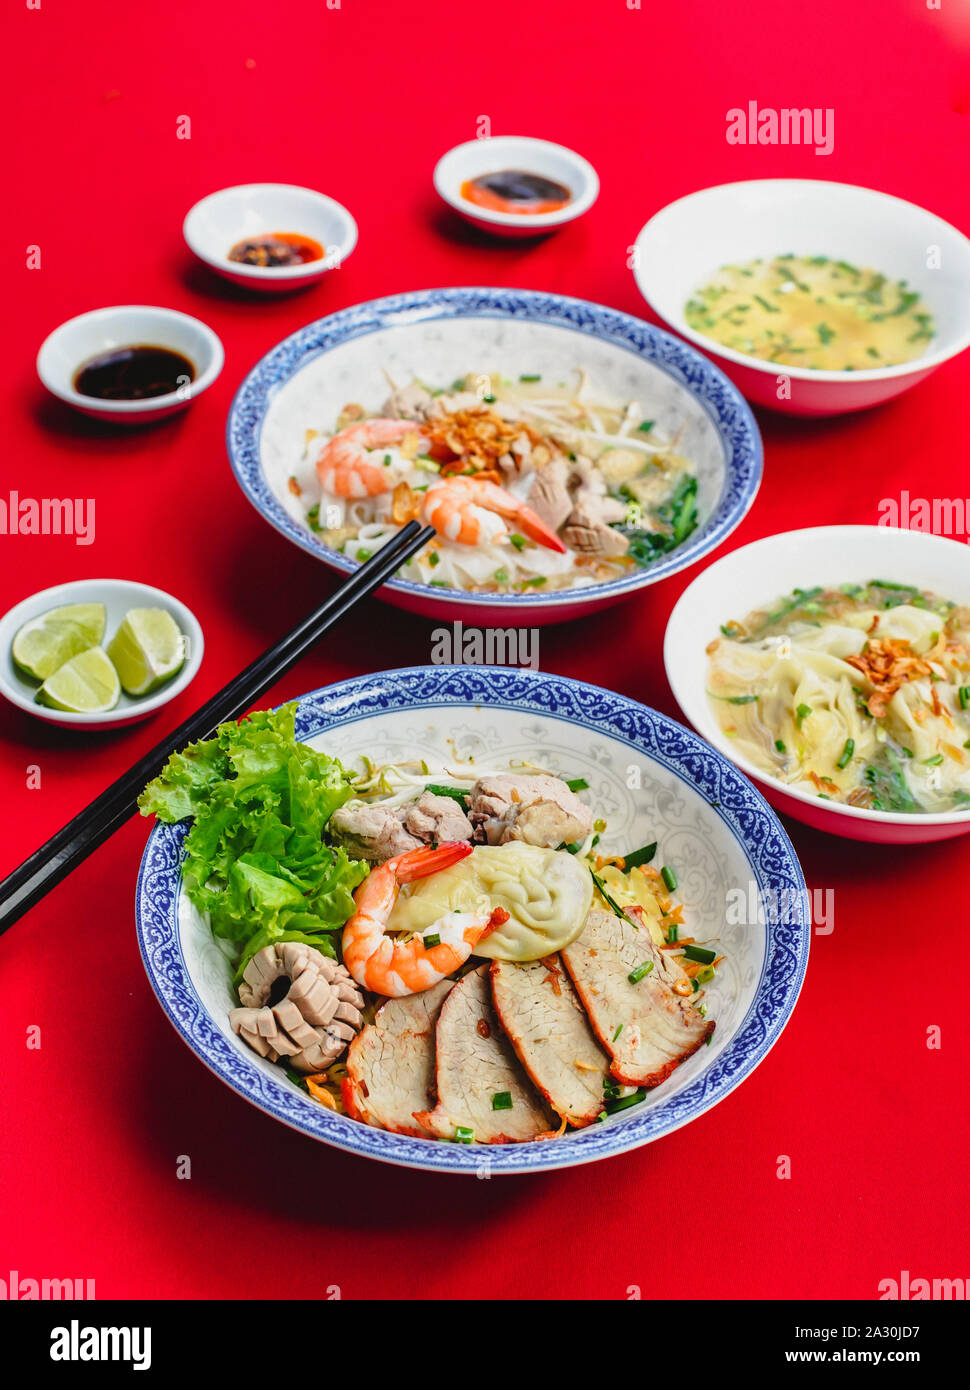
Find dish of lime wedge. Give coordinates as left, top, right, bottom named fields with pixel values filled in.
left=11, top=603, right=106, bottom=682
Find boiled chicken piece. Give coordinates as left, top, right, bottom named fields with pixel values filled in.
left=343, top=979, right=454, bottom=1136
left=331, top=792, right=473, bottom=864
left=415, top=965, right=555, bottom=1143
left=561, top=909, right=714, bottom=1087
left=383, top=382, right=433, bottom=422
left=468, top=773, right=592, bottom=849
left=490, top=957, right=611, bottom=1127
left=527, top=455, right=573, bottom=533
left=229, top=942, right=366, bottom=1073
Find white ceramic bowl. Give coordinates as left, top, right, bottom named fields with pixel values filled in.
left=136, top=668, right=810, bottom=1173
left=664, top=525, right=970, bottom=844
left=0, top=578, right=204, bottom=730
left=433, top=136, right=599, bottom=238
left=633, top=180, right=970, bottom=416
left=183, top=183, right=358, bottom=292
left=37, top=306, right=224, bottom=425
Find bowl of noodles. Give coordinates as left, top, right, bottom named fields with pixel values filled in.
left=135, top=666, right=810, bottom=1173
left=227, top=288, right=762, bottom=624
left=665, top=526, right=970, bottom=844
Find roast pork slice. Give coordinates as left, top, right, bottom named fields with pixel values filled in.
left=561, top=909, right=714, bottom=1087
left=416, top=965, right=555, bottom=1143
left=343, top=979, right=454, bottom=1136
left=490, top=957, right=611, bottom=1127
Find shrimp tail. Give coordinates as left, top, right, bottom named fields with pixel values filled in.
left=513, top=504, right=568, bottom=554
left=390, top=841, right=474, bottom=884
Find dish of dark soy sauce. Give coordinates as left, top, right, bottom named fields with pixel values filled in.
left=73, top=345, right=196, bottom=401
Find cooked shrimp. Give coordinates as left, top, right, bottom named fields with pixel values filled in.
left=341, top=842, right=509, bottom=997
left=422, top=477, right=567, bottom=552
left=316, top=419, right=420, bottom=499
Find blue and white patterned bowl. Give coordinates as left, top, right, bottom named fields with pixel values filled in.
left=227, top=288, right=763, bottom=625
left=135, top=667, right=810, bottom=1174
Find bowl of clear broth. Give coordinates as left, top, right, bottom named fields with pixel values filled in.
left=36, top=305, right=224, bottom=424
left=183, top=183, right=358, bottom=292
left=632, top=180, right=970, bottom=415
left=434, top=136, right=599, bottom=238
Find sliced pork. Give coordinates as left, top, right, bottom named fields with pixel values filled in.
left=415, top=965, right=555, bottom=1143
left=490, top=957, right=610, bottom=1127
left=468, top=773, right=592, bottom=849
left=561, top=908, right=714, bottom=1087
left=342, top=979, right=453, bottom=1136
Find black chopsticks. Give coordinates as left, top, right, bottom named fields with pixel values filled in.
left=0, top=522, right=437, bottom=936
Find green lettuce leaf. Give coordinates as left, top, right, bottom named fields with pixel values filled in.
left=138, top=704, right=367, bottom=966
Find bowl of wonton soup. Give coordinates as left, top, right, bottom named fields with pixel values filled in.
left=665, top=525, right=970, bottom=844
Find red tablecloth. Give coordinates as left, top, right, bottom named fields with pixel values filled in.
left=2, top=0, right=968, bottom=1301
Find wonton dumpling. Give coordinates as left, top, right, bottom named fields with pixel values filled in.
left=386, top=842, right=593, bottom=962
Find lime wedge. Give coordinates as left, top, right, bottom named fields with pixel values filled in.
left=11, top=603, right=106, bottom=682
left=106, top=608, right=185, bottom=697
left=36, top=646, right=120, bottom=712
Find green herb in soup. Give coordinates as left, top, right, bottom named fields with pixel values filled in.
left=707, top=582, right=970, bottom=815
left=685, top=256, right=935, bottom=371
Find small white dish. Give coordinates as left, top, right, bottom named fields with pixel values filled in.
left=37, top=306, right=224, bottom=425
left=633, top=180, right=970, bottom=416
left=0, top=578, right=204, bottom=730
left=433, top=136, right=599, bottom=238
left=664, top=525, right=970, bottom=844
left=183, top=183, right=358, bottom=292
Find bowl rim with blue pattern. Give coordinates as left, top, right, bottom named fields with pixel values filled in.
left=135, top=666, right=810, bottom=1174
left=226, top=287, right=763, bottom=614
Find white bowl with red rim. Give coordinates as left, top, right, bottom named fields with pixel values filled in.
left=664, top=525, right=970, bottom=844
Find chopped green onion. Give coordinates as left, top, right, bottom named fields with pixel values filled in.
left=637, top=420, right=655, bottom=433
left=356, top=548, right=373, bottom=562
left=383, top=453, right=392, bottom=466
left=796, top=703, right=812, bottom=726
left=424, top=932, right=441, bottom=948
left=454, top=1126, right=474, bottom=1143
left=605, top=1088, right=647, bottom=1115
left=628, top=960, right=654, bottom=984
left=612, top=1024, right=623, bottom=1041
left=661, top=865, right=678, bottom=892
left=837, top=738, right=855, bottom=769
left=590, top=869, right=625, bottom=918
left=666, top=924, right=679, bottom=944
left=519, top=576, right=547, bottom=589
left=682, top=944, right=716, bottom=965
left=493, top=568, right=510, bottom=584
left=959, top=687, right=970, bottom=710
left=519, top=373, right=541, bottom=382
left=423, top=783, right=469, bottom=805
left=775, top=739, right=787, bottom=753
left=623, top=841, right=657, bottom=869
left=696, top=964, right=716, bottom=984
left=923, top=753, right=944, bottom=766
left=491, top=1091, right=513, bottom=1111
left=509, top=533, right=527, bottom=551
left=565, top=777, right=589, bottom=792
left=428, top=551, right=440, bottom=567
